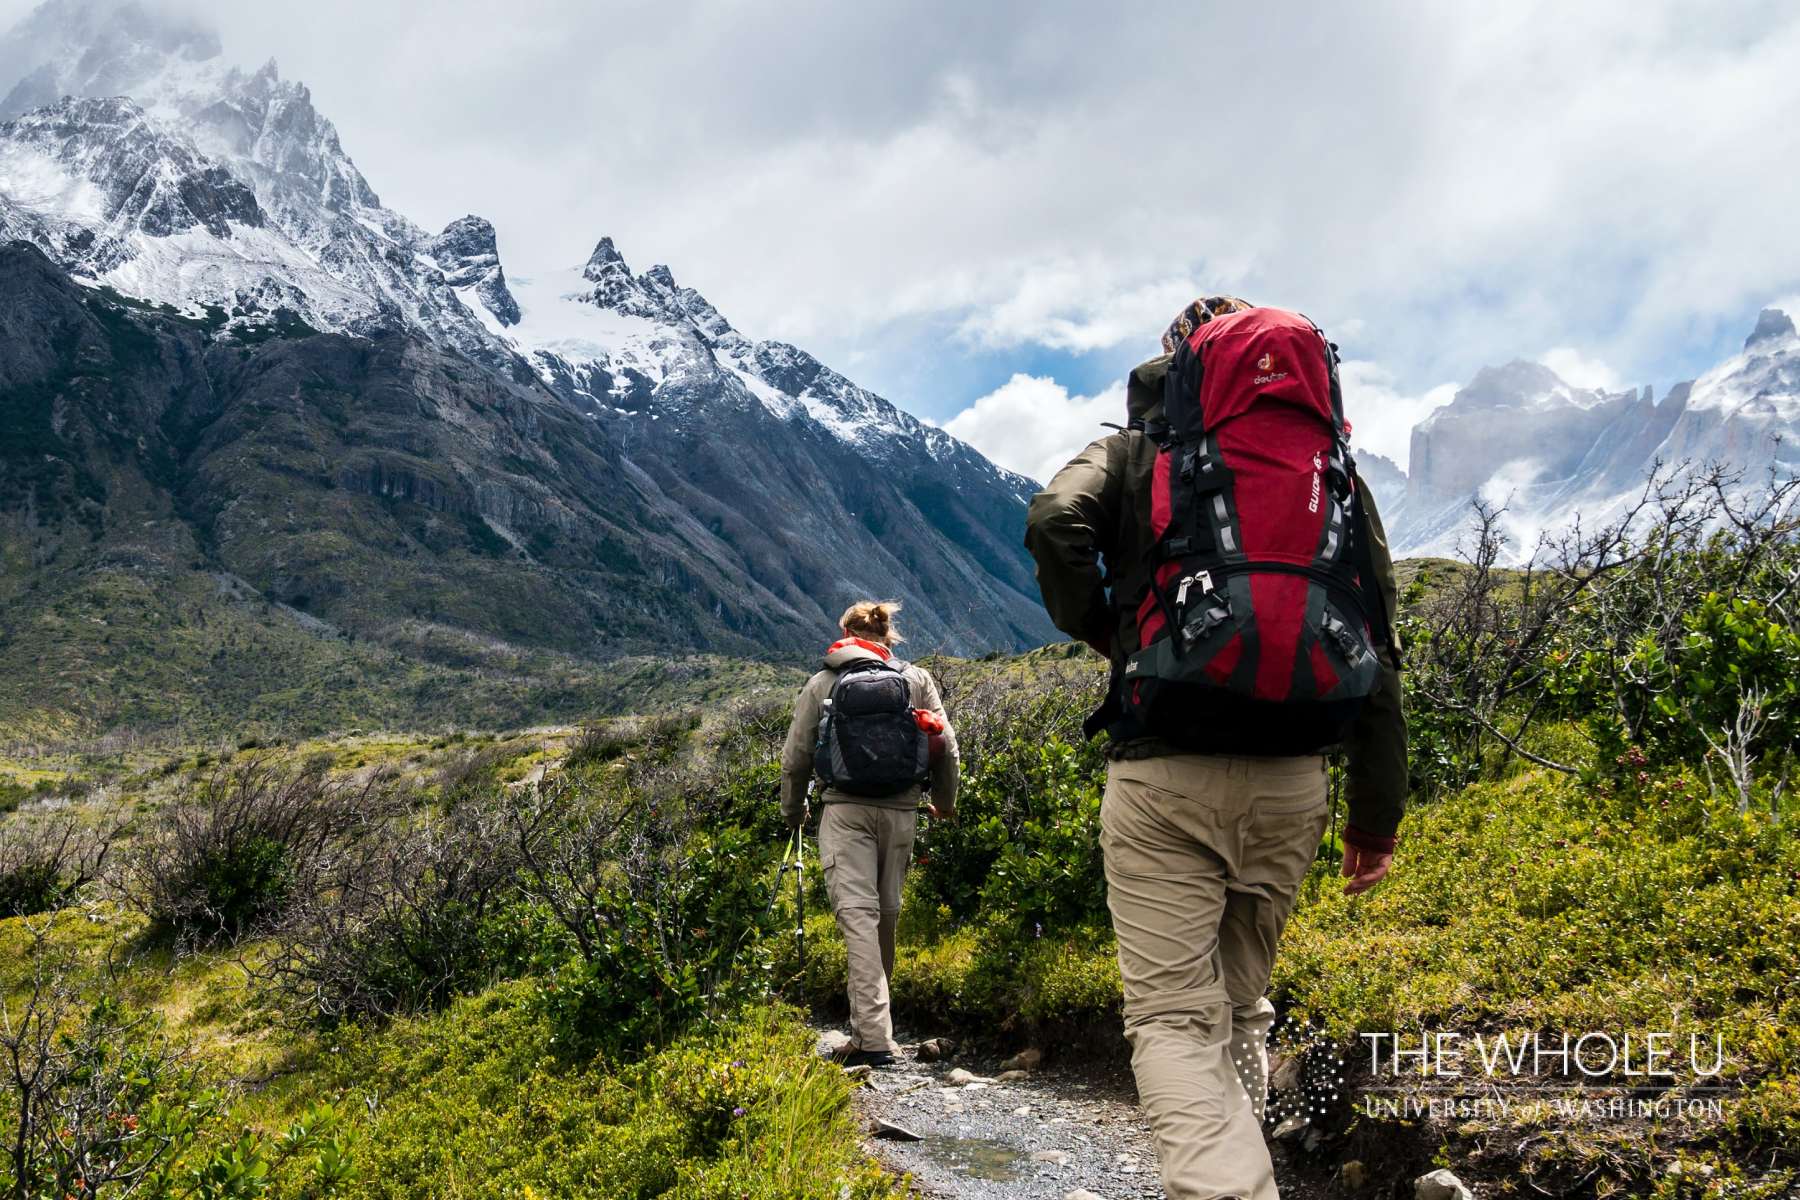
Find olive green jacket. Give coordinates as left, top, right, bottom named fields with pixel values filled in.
left=1022, top=354, right=1409, bottom=839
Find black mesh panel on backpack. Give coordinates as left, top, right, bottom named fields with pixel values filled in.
left=813, top=660, right=930, bottom=797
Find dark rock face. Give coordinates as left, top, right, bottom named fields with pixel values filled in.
left=1748, top=308, right=1796, bottom=349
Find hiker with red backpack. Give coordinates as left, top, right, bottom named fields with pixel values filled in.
left=780, top=601, right=959, bottom=1068
left=1025, top=297, right=1407, bottom=1200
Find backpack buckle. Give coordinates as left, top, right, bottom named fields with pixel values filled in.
left=1176, top=572, right=1231, bottom=647
left=1320, top=613, right=1365, bottom=665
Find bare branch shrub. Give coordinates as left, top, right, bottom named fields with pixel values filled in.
left=2, top=920, right=199, bottom=1199
left=257, top=789, right=524, bottom=1021
left=1404, top=462, right=1800, bottom=794
left=0, top=809, right=123, bottom=917
left=124, top=756, right=400, bottom=941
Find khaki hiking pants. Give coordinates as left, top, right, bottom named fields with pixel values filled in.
left=819, top=802, right=916, bottom=1053
left=1102, top=753, right=1329, bottom=1200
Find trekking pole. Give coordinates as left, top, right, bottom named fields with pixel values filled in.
left=794, top=820, right=807, bottom=1000
left=762, top=828, right=797, bottom=921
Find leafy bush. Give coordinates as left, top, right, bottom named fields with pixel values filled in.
left=0, top=919, right=357, bottom=1200
left=1404, top=468, right=1800, bottom=795
left=511, top=775, right=783, bottom=1056
left=561, top=722, right=633, bottom=770
left=910, top=656, right=1106, bottom=922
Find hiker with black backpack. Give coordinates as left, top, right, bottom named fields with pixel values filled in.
left=779, top=601, right=959, bottom=1068
left=1024, top=298, right=1407, bottom=1200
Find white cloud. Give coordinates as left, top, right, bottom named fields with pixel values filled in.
left=1338, top=360, right=1457, bottom=472
left=942, top=374, right=1125, bottom=486
left=2, top=0, right=1798, bottom=425
left=1539, top=348, right=1623, bottom=391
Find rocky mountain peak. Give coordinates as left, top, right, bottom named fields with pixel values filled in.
left=0, top=95, right=261, bottom=250
left=0, top=3, right=1059, bottom=654
left=1747, top=308, right=1796, bottom=350
left=425, top=214, right=519, bottom=326
left=1456, top=358, right=1567, bottom=406
left=192, top=60, right=380, bottom=218
left=582, top=235, right=626, bottom=277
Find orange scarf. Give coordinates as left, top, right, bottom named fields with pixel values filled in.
left=828, top=637, right=891, bottom=660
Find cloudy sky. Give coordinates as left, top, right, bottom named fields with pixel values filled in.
left=6, top=0, right=1799, bottom=482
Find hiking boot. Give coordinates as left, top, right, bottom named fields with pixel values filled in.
left=838, top=1048, right=895, bottom=1068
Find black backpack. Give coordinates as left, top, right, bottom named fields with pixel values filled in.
left=813, top=659, right=930, bottom=796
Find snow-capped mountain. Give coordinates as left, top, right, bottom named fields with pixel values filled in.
left=0, top=0, right=1056, bottom=656
left=1374, top=308, right=1800, bottom=559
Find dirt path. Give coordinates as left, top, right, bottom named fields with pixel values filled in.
left=817, top=1022, right=1167, bottom=1199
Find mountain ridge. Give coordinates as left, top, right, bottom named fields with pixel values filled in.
left=1365, top=307, right=1800, bottom=559
left=0, top=0, right=1059, bottom=712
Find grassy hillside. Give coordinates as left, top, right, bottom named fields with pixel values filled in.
left=0, top=514, right=807, bottom=745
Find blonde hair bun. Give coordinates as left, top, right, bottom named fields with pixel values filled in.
left=839, top=600, right=904, bottom=646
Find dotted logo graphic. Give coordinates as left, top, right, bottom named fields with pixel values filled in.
left=1258, top=1014, right=1349, bottom=1132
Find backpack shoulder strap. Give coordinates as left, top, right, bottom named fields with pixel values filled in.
left=1349, top=482, right=1403, bottom=670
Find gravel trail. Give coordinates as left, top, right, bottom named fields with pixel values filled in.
left=817, top=1024, right=1167, bottom=1200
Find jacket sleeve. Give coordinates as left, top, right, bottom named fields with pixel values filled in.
left=1342, top=468, right=1408, bottom=842
left=916, top=668, right=960, bottom=817
left=1024, top=436, right=1123, bottom=647
left=779, top=673, right=828, bottom=828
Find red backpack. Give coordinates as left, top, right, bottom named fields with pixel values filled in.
left=1117, top=307, right=1389, bottom=756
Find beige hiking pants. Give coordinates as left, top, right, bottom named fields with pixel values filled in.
left=1102, top=753, right=1329, bottom=1200
left=819, top=801, right=916, bottom=1053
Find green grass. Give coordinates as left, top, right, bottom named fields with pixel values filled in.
left=828, top=741, right=1800, bottom=1188
left=1274, top=760, right=1800, bottom=1147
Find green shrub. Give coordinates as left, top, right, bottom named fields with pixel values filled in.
left=527, top=818, right=782, bottom=1057
left=912, top=658, right=1107, bottom=923
left=0, top=775, right=27, bottom=814
left=319, top=984, right=894, bottom=1199
left=0, top=814, right=117, bottom=917
left=187, top=833, right=292, bottom=932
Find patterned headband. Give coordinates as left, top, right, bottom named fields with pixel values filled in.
left=1161, top=296, right=1256, bottom=353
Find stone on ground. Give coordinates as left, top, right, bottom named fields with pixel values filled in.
left=871, top=1118, right=923, bottom=1141
left=1000, top=1048, right=1044, bottom=1072
left=1416, top=1168, right=1474, bottom=1200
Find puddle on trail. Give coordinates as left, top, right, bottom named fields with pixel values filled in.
left=917, top=1136, right=1024, bottom=1181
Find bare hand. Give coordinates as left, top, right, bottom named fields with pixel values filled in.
left=1341, top=844, right=1393, bottom=896
left=924, top=803, right=947, bottom=821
